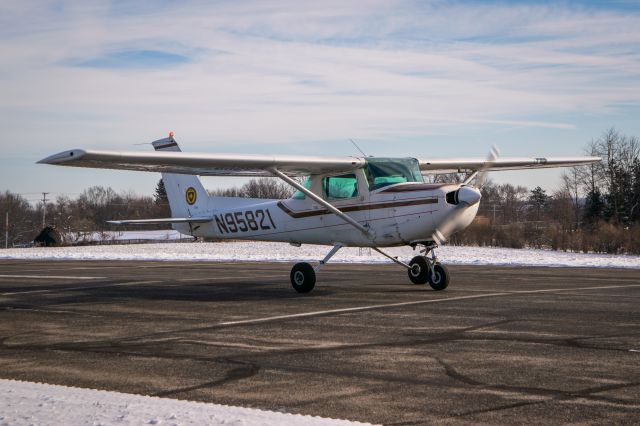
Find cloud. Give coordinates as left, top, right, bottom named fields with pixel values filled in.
left=1, top=0, right=640, bottom=194
left=70, top=49, right=190, bottom=69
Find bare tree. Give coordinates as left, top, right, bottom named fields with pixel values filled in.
left=562, top=167, right=583, bottom=229
left=210, top=177, right=296, bottom=199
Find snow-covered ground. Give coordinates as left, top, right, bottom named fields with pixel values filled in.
left=0, top=379, right=371, bottom=426
left=2, top=241, right=640, bottom=269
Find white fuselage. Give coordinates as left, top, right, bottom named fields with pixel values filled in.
left=175, top=181, right=479, bottom=247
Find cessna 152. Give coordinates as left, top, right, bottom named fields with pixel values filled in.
left=39, top=135, right=600, bottom=293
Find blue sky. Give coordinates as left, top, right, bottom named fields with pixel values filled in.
left=1, top=0, right=640, bottom=202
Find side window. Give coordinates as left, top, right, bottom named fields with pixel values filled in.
left=323, top=174, right=358, bottom=199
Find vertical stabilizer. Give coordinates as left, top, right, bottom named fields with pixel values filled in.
left=152, top=136, right=209, bottom=221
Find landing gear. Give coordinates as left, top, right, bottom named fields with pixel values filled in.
left=407, top=255, right=449, bottom=289
left=290, top=262, right=316, bottom=293
left=373, top=243, right=450, bottom=291
left=289, top=243, right=343, bottom=293
left=415, top=244, right=449, bottom=291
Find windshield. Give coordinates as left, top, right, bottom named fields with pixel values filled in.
left=364, top=157, right=423, bottom=190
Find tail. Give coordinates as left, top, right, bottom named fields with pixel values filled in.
left=152, top=135, right=210, bottom=221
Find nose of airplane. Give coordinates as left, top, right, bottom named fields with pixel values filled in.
left=457, top=186, right=482, bottom=206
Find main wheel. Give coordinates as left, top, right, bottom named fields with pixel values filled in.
left=408, top=256, right=429, bottom=284
left=290, top=262, right=316, bottom=293
left=428, top=263, right=449, bottom=291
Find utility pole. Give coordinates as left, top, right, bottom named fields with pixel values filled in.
left=4, top=212, right=7, bottom=249
left=41, top=192, right=49, bottom=228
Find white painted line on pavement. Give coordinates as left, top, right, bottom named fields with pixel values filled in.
left=218, top=283, right=640, bottom=327
left=218, top=292, right=510, bottom=326
left=1, top=280, right=162, bottom=296
left=177, top=274, right=283, bottom=282
left=0, top=275, right=106, bottom=280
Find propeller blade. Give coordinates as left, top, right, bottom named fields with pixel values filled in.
left=475, top=144, right=500, bottom=188
left=432, top=210, right=461, bottom=245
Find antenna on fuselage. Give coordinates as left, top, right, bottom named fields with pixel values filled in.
left=349, top=138, right=370, bottom=157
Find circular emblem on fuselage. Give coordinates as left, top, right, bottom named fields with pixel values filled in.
left=185, top=187, right=197, bottom=205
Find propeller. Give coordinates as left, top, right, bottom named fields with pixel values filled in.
left=463, top=144, right=500, bottom=187
left=432, top=145, right=500, bottom=245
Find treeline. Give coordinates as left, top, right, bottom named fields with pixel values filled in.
left=453, top=129, right=640, bottom=254
left=0, top=186, right=171, bottom=246
left=0, top=178, right=292, bottom=247
left=2, top=129, right=638, bottom=253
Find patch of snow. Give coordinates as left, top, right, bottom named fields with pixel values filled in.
left=1, top=241, right=640, bottom=269
left=66, top=230, right=192, bottom=243
left=0, top=379, right=372, bottom=426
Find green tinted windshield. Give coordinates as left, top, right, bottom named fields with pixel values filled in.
left=364, top=157, right=423, bottom=190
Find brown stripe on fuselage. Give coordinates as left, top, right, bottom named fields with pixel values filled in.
left=381, top=183, right=456, bottom=192
left=277, top=197, right=438, bottom=219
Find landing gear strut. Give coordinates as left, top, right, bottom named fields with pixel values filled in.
left=290, top=244, right=343, bottom=293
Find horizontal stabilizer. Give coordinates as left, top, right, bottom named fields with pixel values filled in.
left=107, top=217, right=213, bottom=225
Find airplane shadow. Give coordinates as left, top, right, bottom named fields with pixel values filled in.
left=0, top=279, right=336, bottom=310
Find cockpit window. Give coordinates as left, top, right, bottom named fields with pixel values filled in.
left=323, top=174, right=358, bottom=199
left=364, top=157, right=423, bottom=190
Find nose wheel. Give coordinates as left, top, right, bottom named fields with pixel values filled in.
left=427, top=263, right=449, bottom=290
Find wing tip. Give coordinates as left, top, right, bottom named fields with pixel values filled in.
left=37, top=149, right=87, bottom=165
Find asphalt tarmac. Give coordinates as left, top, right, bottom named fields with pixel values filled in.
left=0, top=260, right=638, bottom=425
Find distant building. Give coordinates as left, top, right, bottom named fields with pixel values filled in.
left=33, top=226, right=61, bottom=247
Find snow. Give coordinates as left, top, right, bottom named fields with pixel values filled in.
left=0, top=379, right=372, bottom=426
left=66, top=230, right=192, bottom=243
left=1, top=241, right=640, bottom=269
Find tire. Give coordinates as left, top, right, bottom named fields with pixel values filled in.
left=428, top=263, right=449, bottom=291
left=290, top=262, right=316, bottom=293
left=408, top=256, right=429, bottom=285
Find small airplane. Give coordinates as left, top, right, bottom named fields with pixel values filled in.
left=39, top=135, right=600, bottom=293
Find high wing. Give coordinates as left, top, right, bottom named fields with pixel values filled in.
left=38, top=149, right=364, bottom=177
left=38, top=148, right=600, bottom=177
left=419, top=156, right=601, bottom=173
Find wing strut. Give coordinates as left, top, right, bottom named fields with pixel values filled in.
left=269, top=168, right=371, bottom=237
left=372, top=247, right=411, bottom=269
